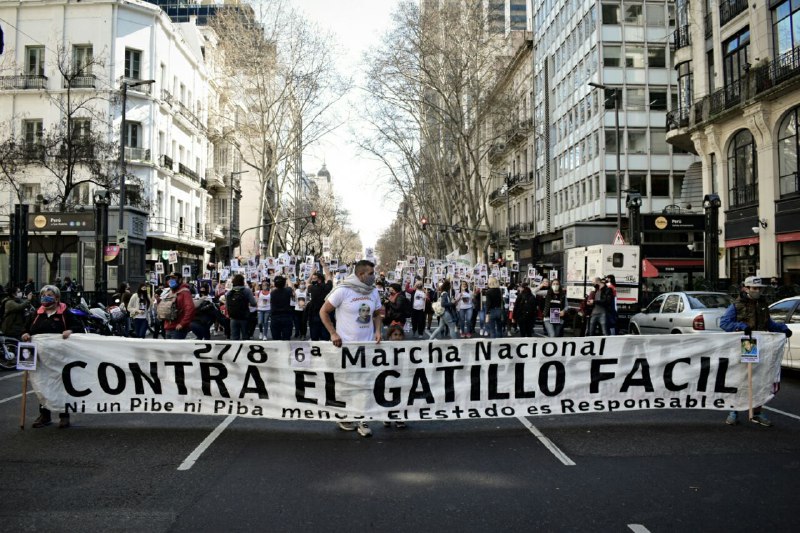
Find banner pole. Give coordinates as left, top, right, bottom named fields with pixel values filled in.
left=19, top=370, right=28, bottom=430
left=747, top=362, right=753, bottom=421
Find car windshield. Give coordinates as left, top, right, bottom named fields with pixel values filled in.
left=687, top=294, right=732, bottom=309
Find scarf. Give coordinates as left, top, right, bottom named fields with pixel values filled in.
left=326, top=274, right=375, bottom=300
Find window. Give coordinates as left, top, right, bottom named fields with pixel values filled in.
left=72, top=45, right=93, bottom=76
left=71, top=119, right=91, bottom=140
left=723, top=28, right=749, bottom=91
left=602, top=3, right=620, bottom=24
left=624, top=3, right=644, bottom=24
left=605, top=128, right=618, bottom=153
left=629, top=174, right=648, bottom=195
left=124, top=121, right=141, bottom=148
left=646, top=2, right=666, bottom=25
left=662, top=294, right=681, bottom=313
left=769, top=299, right=796, bottom=323
left=648, top=45, right=666, bottom=68
left=627, top=87, right=646, bottom=109
left=677, top=61, right=693, bottom=110
left=652, top=175, right=670, bottom=196
left=628, top=131, right=648, bottom=154
left=646, top=295, right=665, bottom=313
left=124, top=48, right=141, bottom=80
left=727, top=129, right=758, bottom=207
left=604, top=45, right=622, bottom=67
left=778, top=107, right=800, bottom=196
left=773, top=0, right=800, bottom=56
left=651, top=132, right=670, bottom=154
left=23, top=120, right=43, bottom=145
left=606, top=173, right=618, bottom=193
left=650, top=90, right=668, bottom=110
left=26, top=46, right=45, bottom=76
left=625, top=44, right=646, bottom=68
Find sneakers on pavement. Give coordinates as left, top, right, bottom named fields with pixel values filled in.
left=383, top=421, right=392, bottom=428
left=58, top=415, right=70, bottom=429
left=32, top=414, right=52, bottom=428
left=750, top=414, right=773, bottom=427
left=337, top=421, right=356, bottom=431
left=357, top=422, right=372, bottom=438
left=395, top=421, right=407, bottom=429
left=725, top=411, right=738, bottom=426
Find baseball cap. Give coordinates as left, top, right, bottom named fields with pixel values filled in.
left=744, top=276, right=766, bottom=287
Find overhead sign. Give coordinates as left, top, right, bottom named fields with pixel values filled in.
left=643, top=214, right=705, bottom=232
left=28, top=212, right=95, bottom=232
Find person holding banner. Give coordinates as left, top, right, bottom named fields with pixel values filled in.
left=543, top=279, right=567, bottom=338
left=720, top=275, right=792, bottom=427
left=21, top=285, right=82, bottom=428
left=163, top=272, right=196, bottom=340
left=512, top=283, right=537, bottom=338
left=484, top=277, right=505, bottom=339
left=320, top=259, right=382, bottom=438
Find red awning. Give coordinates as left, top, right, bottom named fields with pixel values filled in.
left=725, top=236, right=759, bottom=248
left=648, top=258, right=704, bottom=268
left=642, top=258, right=660, bottom=278
left=777, top=232, right=800, bottom=243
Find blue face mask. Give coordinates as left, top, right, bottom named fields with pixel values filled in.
left=168, top=279, right=178, bottom=289
left=41, top=295, right=56, bottom=305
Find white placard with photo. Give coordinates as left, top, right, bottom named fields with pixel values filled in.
left=16, top=342, right=36, bottom=371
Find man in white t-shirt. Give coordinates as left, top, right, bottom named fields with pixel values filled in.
left=320, top=259, right=382, bottom=437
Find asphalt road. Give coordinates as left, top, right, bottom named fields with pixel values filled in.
left=1, top=361, right=800, bottom=532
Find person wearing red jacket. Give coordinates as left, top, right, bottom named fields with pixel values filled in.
left=164, top=272, right=195, bottom=339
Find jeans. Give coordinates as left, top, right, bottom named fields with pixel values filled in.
left=428, top=312, right=459, bottom=339
left=270, top=313, right=293, bottom=340
left=191, top=321, right=212, bottom=340
left=258, top=310, right=271, bottom=339
left=458, top=308, right=473, bottom=335
left=587, top=313, right=609, bottom=336
left=544, top=319, right=564, bottom=337
left=133, top=318, right=148, bottom=339
left=166, top=328, right=188, bottom=340
left=230, top=318, right=250, bottom=340
left=487, top=308, right=504, bottom=338
left=309, top=315, right=330, bottom=341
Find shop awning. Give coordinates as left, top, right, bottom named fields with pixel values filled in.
left=725, top=236, right=759, bottom=248
left=648, top=258, right=704, bottom=268
left=642, top=259, right=660, bottom=278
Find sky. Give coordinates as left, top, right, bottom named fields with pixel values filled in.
left=291, top=0, right=404, bottom=250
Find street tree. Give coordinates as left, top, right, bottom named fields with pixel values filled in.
left=209, top=0, right=350, bottom=256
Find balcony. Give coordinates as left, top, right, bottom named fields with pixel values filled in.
left=124, top=147, right=151, bottom=161
left=719, top=0, right=747, bottom=27
left=174, top=100, right=204, bottom=131
left=161, top=89, right=173, bottom=106
left=488, top=187, right=507, bottom=206
left=149, top=217, right=206, bottom=240
left=729, top=183, right=758, bottom=208
left=159, top=154, right=174, bottom=171
left=708, top=80, right=741, bottom=116
left=666, top=107, right=690, bottom=132
left=178, top=163, right=199, bottom=182
left=0, top=75, right=48, bottom=90
left=754, top=45, right=800, bottom=94
left=123, top=78, right=152, bottom=95
left=21, top=143, right=45, bottom=161
left=488, top=142, right=507, bottom=163
left=64, top=75, right=96, bottom=89
left=671, top=25, right=691, bottom=51
left=59, top=140, right=96, bottom=159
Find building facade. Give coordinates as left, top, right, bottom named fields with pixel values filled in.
left=666, top=0, right=800, bottom=286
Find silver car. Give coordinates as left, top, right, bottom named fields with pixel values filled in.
left=630, top=291, right=733, bottom=335
left=767, top=296, right=800, bottom=369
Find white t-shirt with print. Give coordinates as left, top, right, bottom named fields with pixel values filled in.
left=327, top=287, right=381, bottom=343
left=455, top=290, right=473, bottom=310
left=413, top=289, right=426, bottom=311
left=257, top=290, right=271, bottom=311
left=294, top=289, right=307, bottom=311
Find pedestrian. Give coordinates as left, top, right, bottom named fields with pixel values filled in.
left=411, top=281, right=427, bottom=339
left=225, top=274, right=257, bottom=340
left=247, top=282, right=259, bottom=339
left=319, top=259, right=382, bottom=438
left=586, top=277, right=612, bottom=336
left=383, top=324, right=408, bottom=429
left=158, top=273, right=195, bottom=339
left=190, top=286, right=217, bottom=340
left=454, top=281, right=474, bottom=338
left=720, top=276, right=792, bottom=427
left=256, top=280, right=271, bottom=340
left=605, top=274, right=618, bottom=334
left=428, top=280, right=459, bottom=339
left=383, top=283, right=411, bottom=330
left=293, top=279, right=308, bottom=339
left=127, top=283, right=151, bottom=339
left=1, top=286, right=33, bottom=339
left=23, top=278, right=36, bottom=297
left=484, top=277, right=504, bottom=338
left=22, top=285, right=82, bottom=428
left=307, top=263, right=333, bottom=341
left=512, top=283, right=537, bottom=337
left=270, top=275, right=294, bottom=340
left=543, top=278, right=567, bottom=337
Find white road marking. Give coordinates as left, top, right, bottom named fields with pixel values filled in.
left=763, top=406, right=800, bottom=422
left=0, top=372, right=22, bottom=382
left=628, top=525, right=651, bottom=533
left=0, top=390, right=34, bottom=405
left=516, top=416, right=576, bottom=466
left=177, top=414, right=237, bottom=471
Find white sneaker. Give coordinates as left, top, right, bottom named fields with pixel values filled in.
left=357, top=422, right=372, bottom=438
left=338, top=421, right=356, bottom=431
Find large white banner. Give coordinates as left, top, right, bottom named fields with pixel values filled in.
left=29, top=333, right=785, bottom=422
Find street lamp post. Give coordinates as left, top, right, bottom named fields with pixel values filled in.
left=589, top=82, right=622, bottom=235
left=118, top=78, right=154, bottom=286
left=93, top=190, right=110, bottom=306
left=703, top=194, right=722, bottom=288
left=228, top=170, right=248, bottom=263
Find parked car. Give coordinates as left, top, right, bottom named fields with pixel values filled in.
left=767, top=296, right=800, bottom=369
left=629, top=291, right=733, bottom=335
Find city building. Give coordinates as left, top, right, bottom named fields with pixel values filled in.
left=0, top=0, right=222, bottom=289
left=666, top=0, right=800, bottom=285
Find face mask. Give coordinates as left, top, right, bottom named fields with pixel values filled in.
left=552, top=284, right=560, bottom=291
left=41, top=295, right=56, bottom=305
left=15, top=292, right=22, bottom=299
left=364, top=274, right=376, bottom=286
left=168, top=279, right=178, bottom=289
left=748, top=288, right=762, bottom=299
left=299, top=284, right=306, bottom=290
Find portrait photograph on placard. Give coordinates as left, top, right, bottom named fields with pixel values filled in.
left=181, top=265, right=192, bottom=278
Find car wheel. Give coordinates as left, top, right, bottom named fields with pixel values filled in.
left=671, top=329, right=682, bottom=334
left=630, top=324, right=640, bottom=335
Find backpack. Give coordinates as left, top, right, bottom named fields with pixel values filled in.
left=226, top=288, right=250, bottom=320
left=156, top=287, right=189, bottom=321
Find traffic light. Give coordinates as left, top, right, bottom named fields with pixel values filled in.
left=310, top=210, right=317, bottom=224
left=421, top=217, right=428, bottom=230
